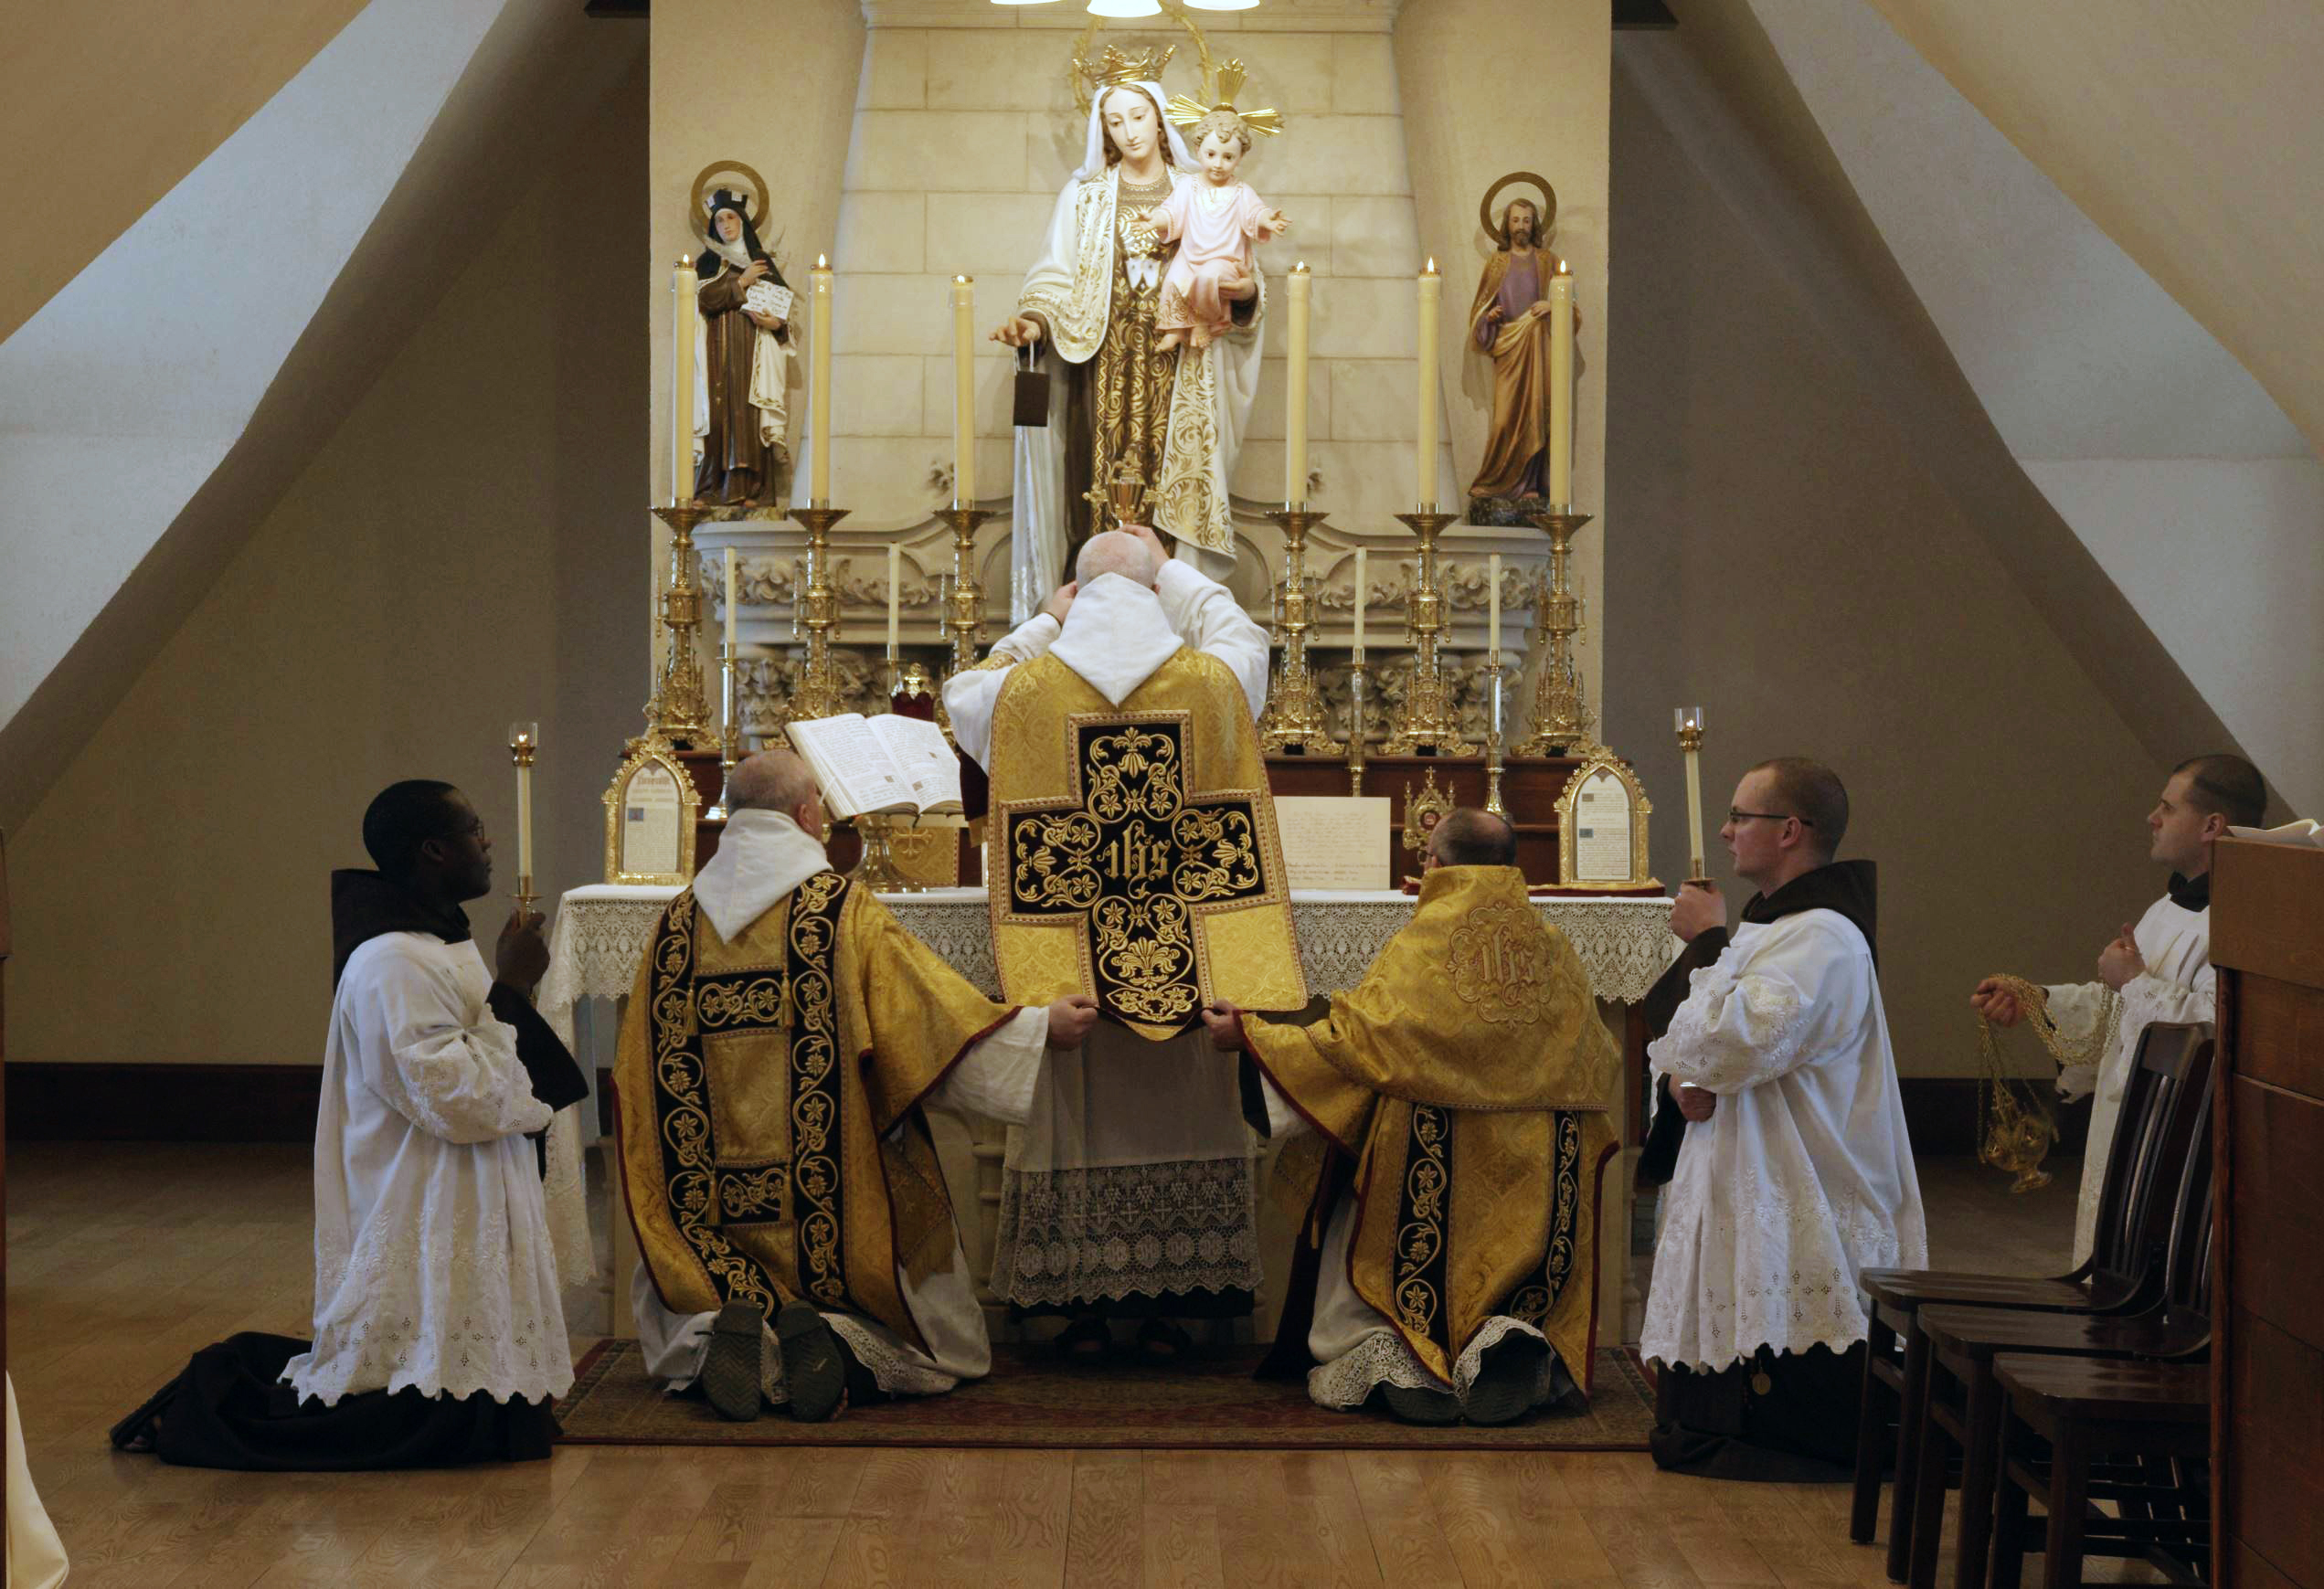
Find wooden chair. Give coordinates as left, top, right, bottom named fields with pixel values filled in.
left=1852, top=1022, right=2214, bottom=1579
left=1907, top=1078, right=2215, bottom=1589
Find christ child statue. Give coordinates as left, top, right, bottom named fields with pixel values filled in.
left=1141, top=108, right=1289, bottom=355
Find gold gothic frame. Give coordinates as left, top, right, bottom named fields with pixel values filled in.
left=1555, top=749, right=1659, bottom=892
left=602, top=737, right=701, bottom=885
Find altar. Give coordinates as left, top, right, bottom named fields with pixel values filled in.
left=539, top=882, right=1676, bottom=1343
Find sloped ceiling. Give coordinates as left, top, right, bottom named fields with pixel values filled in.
left=0, top=0, right=369, bottom=344
left=1862, top=0, right=2324, bottom=458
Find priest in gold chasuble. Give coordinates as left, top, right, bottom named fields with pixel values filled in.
left=617, top=753, right=1093, bottom=1420
left=947, top=527, right=1301, bottom=1356
left=1204, top=811, right=1621, bottom=1425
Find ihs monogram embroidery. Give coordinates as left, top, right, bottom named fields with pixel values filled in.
left=1448, top=899, right=1550, bottom=1025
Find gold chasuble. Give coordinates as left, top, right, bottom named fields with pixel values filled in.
left=1243, top=866, right=1621, bottom=1386
left=986, top=648, right=1305, bottom=1041
left=617, top=874, right=1015, bottom=1347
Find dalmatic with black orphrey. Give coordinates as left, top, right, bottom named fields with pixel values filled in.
left=615, top=874, right=1019, bottom=1348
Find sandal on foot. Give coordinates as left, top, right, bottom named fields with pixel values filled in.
left=702, top=1301, right=767, bottom=1422
left=1462, top=1332, right=1550, bottom=1426
left=1054, top=1315, right=1113, bottom=1362
left=775, top=1301, right=847, bottom=1423
left=1379, top=1383, right=1462, bottom=1425
left=1134, top=1318, right=1194, bottom=1368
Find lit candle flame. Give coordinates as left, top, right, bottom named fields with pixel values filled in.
left=1424, top=256, right=1437, bottom=274
left=817, top=253, right=829, bottom=270
left=1293, top=260, right=1309, bottom=274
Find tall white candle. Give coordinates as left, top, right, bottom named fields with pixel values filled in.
left=887, top=544, right=901, bottom=651
left=510, top=722, right=537, bottom=887
left=952, top=276, right=976, bottom=506
left=1351, top=547, right=1366, bottom=661
left=811, top=254, right=833, bottom=503
left=672, top=257, right=695, bottom=504
left=1549, top=263, right=1576, bottom=509
left=1488, top=552, right=1501, bottom=656
left=1676, top=705, right=1707, bottom=878
left=1417, top=260, right=1439, bottom=509
left=722, top=547, right=738, bottom=653
left=1286, top=263, right=1311, bottom=506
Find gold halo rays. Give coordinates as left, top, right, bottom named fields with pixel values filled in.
left=1067, top=5, right=1219, bottom=118
left=1479, top=171, right=1557, bottom=243
left=690, top=160, right=773, bottom=248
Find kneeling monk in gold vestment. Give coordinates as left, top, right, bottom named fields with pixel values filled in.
left=1203, top=810, right=1620, bottom=1425
left=618, top=752, right=1098, bottom=1422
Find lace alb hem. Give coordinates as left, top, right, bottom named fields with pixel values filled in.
left=284, top=1351, right=572, bottom=1408
left=990, top=1159, right=1262, bottom=1307
left=1308, top=1319, right=1569, bottom=1414
left=826, top=1314, right=958, bottom=1399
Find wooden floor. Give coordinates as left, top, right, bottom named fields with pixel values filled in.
left=5, top=1143, right=2157, bottom=1589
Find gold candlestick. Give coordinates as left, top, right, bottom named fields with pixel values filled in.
left=1516, top=509, right=1597, bottom=757
left=933, top=505, right=993, bottom=681
left=644, top=502, right=718, bottom=747
left=1482, top=652, right=1508, bottom=816
left=1383, top=510, right=1472, bottom=756
left=707, top=641, right=738, bottom=821
left=1345, top=658, right=1370, bottom=796
left=785, top=504, right=851, bottom=724
left=1258, top=506, right=1342, bottom=757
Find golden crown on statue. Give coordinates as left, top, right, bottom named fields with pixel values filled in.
left=1079, top=43, right=1175, bottom=89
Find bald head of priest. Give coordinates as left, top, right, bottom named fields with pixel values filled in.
left=725, top=747, right=824, bottom=835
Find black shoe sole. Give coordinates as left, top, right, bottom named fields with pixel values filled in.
left=1380, top=1382, right=1462, bottom=1425
left=1463, top=1332, right=1551, bottom=1426
left=703, top=1301, right=767, bottom=1422
left=776, top=1301, right=847, bottom=1423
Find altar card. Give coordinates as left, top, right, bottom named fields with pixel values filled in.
left=1274, top=797, right=1392, bottom=891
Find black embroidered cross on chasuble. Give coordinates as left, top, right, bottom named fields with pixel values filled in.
left=985, top=660, right=1307, bottom=1042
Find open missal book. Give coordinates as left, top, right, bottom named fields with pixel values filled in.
left=785, top=714, right=964, bottom=820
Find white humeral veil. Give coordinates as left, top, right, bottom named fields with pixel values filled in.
left=1008, top=82, right=1264, bottom=621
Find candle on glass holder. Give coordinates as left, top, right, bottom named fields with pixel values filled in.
left=1549, top=262, right=1576, bottom=509
left=951, top=276, right=976, bottom=506
left=672, top=256, right=695, bottom=505
left=1416, top=259, right=1439, bottom=509
left=1351, top=546, right=1366, bottom=661
left=508, top=721, right=539, bottom=902
left=1674, top=704, right=1708, bottom=881
left=1286, top=262, right=1311, bottom=506
left=810, top=254, right=833, bottom=503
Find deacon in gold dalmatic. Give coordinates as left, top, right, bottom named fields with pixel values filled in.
left=1219, top=863, right=1620, bottom=1420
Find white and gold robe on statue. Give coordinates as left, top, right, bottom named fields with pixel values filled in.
left=1641, top=901, right=1926, bottom=1372
left=1008, top=79, right=1265, bottom=616
left=947, top=563, right=1294, bottom=1315
left=624, top=810, right=1051, bottom=1405
left=2043, top=885, right=2213, bottom=1266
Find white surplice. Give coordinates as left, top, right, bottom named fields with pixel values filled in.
left=1640, top=910, right=1927, bottom=1372
left=2044, top=891, right=2213, bottom=1266
left=631, top=810, right=1051, bottom=1403
left=286, top=933, right=569, bottom=1407
left=946, top=565, right=1274, bottom=1310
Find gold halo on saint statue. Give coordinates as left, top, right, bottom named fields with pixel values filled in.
left=1067, top=5, right=1218, bottom=119
left=689, top=161, right=772, bottom=248
left=1479, top=172, right=1558, bottom=243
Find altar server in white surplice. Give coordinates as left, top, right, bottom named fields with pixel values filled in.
left=1641, top=757, right=1926, bottom=1480
left=946, top=524, right=1287, bottom=1367
left=1972, top=753, right=2264, bottom=1266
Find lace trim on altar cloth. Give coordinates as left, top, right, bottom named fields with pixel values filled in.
left=1307, top=1318, right=1576, bottom=1414
left=991, top=1159, right=1263, bottom=1307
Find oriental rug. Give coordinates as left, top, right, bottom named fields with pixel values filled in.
left=552, top=1340, right=1656, bottom=1450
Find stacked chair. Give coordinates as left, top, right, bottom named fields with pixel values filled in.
left=1850, top=1021, right=2215, bottom=1589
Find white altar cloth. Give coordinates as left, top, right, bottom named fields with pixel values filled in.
left=536, top=884, right=1679, bottom=1298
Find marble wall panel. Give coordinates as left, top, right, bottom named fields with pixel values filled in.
left=1332, top=195, right=1423, bottom=276
left=1332, top=33, right=1400, bottom=115
left=832, top=271, right=952, bottom=355
left=925, top=192, right=1064, bottom=279
left=857, top=26, right=925, bottom=110
left=918, top=346, right=1021, bottom=441
left=846, top=109, right=1026, bottom=192
left=1259, top=114, right=1413, bottom=196
left=1224, top=32, right=1341, bottom=120
left=927, top=30, right=1076, bottom=113
left=834, top=192, right=925, bottom=274
left=830, top=353, right=925, bottom=436
left=1246, top=355, right=1333, bottom=442
left=1329, top=357, right=1419, bottom=441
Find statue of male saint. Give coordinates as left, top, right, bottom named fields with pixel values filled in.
left=946, top=524, right=1306, bottom=1364
left=992, top=51, right=1265, bottom=619
left=1465, top=197, right=1570, bottom=503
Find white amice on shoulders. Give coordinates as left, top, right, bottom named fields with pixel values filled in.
left=1640, top=908, right=1926, bottom=1371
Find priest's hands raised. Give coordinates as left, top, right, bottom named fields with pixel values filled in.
left=1046, top=994, right=1101, bottom=1048
left=494, top=908, right=549, bottom=998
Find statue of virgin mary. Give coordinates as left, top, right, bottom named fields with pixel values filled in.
left=993, top=51, right=1266, bottom=620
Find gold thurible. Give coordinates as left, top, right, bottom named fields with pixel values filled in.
left=1382, top=511, right=1472, bottom=755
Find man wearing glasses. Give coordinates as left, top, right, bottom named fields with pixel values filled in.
left=1639, top=758, right=1927, bottom=1478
